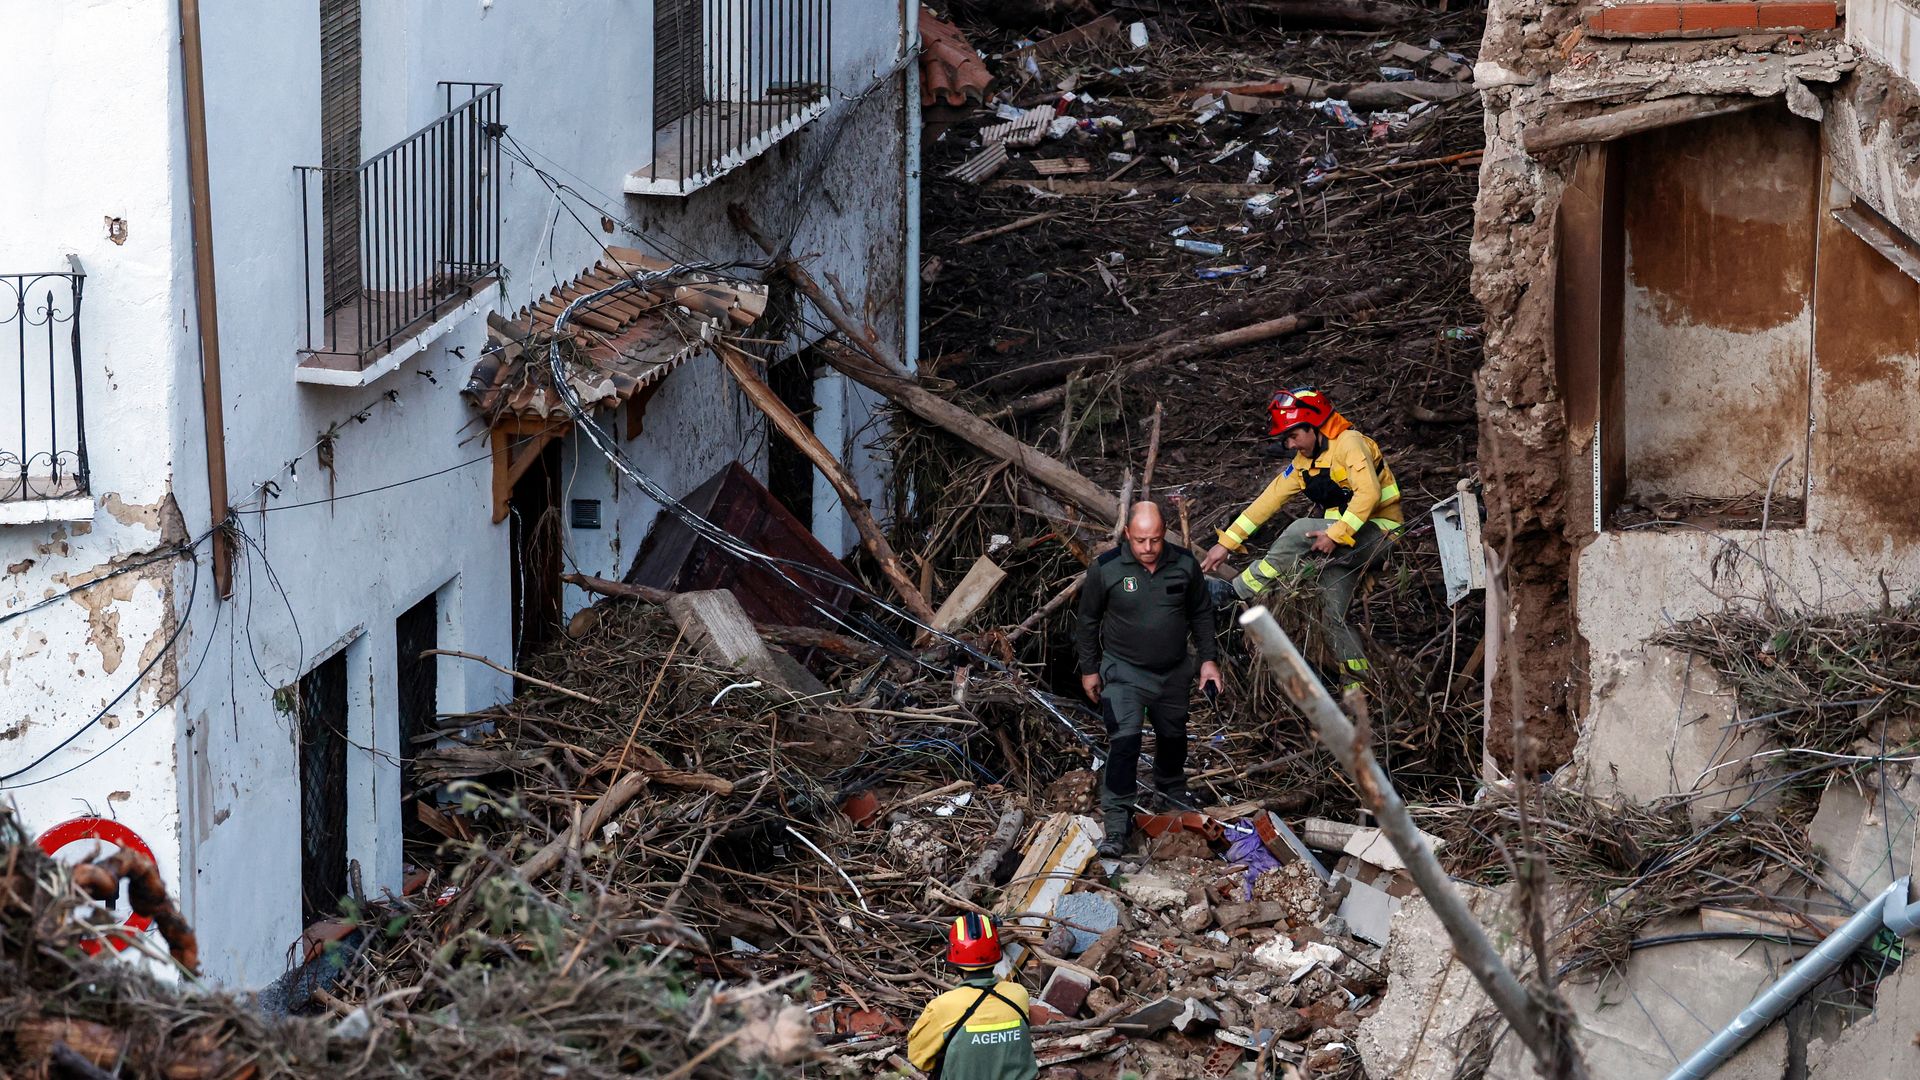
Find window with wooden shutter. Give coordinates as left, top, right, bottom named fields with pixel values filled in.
left=654, top=0, right=705, bottom=128
left=319, top=0, right=361, bottom=314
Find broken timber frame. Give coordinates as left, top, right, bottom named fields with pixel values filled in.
left=713, top=339, right=939, bottom=626
left=729, top=203, right=1119, bottom=528
left=1522, top=93, right=1767, bottom=154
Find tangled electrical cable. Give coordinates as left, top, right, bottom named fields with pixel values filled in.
left=0, top=533, right=215, bottom=788
left=541, top=269, right=1103, bottom=755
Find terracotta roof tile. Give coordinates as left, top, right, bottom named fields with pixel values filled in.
left=921, top=11, right=990, bottom=108
left=466, top=247, right=767, bottom=424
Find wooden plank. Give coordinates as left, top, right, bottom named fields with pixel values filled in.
left=986, top=178, right=1292, bottom=199
left=996, top=813, right=1102, bottom=976
left=931, top=555, right=1009, bottom=633
left=1033, top=157, right=1092, bottom=176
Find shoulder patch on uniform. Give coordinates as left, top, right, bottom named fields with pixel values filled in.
left=1281, top=464, right=1294, bottom=477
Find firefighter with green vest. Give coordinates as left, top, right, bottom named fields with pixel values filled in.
left=1077, top=501, right=1224, bottom=857
left=906, top=913, right=1038, bottom=1080
left=1201, top=388, right=1402, bottom=691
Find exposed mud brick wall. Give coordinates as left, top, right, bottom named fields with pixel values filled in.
left=1472, top=0, right=1592, bottom=770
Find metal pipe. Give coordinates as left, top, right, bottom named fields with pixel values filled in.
left=901, top=0, right=920, bottom=374
left=1666, top=876, right=1920, bottom=1080
left=177, top=0, right=234, bottom=599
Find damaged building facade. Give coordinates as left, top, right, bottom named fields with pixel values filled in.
left=1449, top=0, right=1920, bottom=1073
left=1, top=0, right=918, bottom=984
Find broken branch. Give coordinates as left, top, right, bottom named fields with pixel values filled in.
left=423, top=649, right=604, bottom=705
left=715, top=340, right=939, bottom=626
left=1237, top=607, right=1589, bottom=1079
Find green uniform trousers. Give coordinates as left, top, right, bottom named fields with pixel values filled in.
left=1231, top=517, right=1393, bottom=681
left=1096, top=653, right=1194, bottom=812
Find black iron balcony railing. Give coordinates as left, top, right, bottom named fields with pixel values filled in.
left=1, top=259, right=88, bottom=504
left=640, top=0, right=832, bottom=193
left=298, top=82, right=502, bottom=367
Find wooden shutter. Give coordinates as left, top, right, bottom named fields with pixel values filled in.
left=655, top=0, right=705, bottom=128
left=320, top=0, right=361, bottom=313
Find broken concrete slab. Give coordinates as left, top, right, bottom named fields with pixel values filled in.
left=1114, top=996, right=1220, bottom=1037
left=1117, top=871, right=1188, bottom=911
left=1807, top=769, right=1920, bottom=908
left=1334, top=876, right=1400, bottom=946
left=1052, top=891, right=1119, bottom=953
left=1806, top=940, right=1920, bottom=1075
left=1300, top=818, right=1361, bottom=852
left=1355, top=887, right=1507, bottom=1080
left=665, top=590, right=827, bottom=697
left=1569, top=646, right=1784, bottom=824
left=1341, top=825, right=1443, bottom=873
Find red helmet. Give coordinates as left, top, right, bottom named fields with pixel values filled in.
left=947, top=913, right=1003, bottom=968
left=1268, top=388, right=1335, bottom=436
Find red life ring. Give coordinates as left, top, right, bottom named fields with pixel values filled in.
left=35, top=817, right=157, bottom=955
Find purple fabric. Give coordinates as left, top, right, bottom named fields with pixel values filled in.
left=1224, top=820, right=1282, bottom=899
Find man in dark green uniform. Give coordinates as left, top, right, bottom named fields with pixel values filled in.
left=1077, top=501, right=1223, bottom=856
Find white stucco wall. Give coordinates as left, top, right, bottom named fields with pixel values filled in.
left=0, top=0, right=196, bottom=966
left=5, top=0, right=909, bottom=984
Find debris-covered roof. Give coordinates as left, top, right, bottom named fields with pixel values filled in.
left=465, top=248, right=768, bottom=423
left=920, top=10, right=991, bottom=108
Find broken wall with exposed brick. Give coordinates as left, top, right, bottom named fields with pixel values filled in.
left=1473, top=0, right=1920, bottom=784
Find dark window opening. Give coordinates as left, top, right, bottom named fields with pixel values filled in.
left=395, top=592, right=438, bottom=848
left=298, top=650, right=350, bottom=925
left=509, top=440, right=565, bottom=670
left=765, top=353, right=816, bottom=532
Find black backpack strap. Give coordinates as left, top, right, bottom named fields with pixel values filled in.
left=931, top=984, right=1029, bottom=1079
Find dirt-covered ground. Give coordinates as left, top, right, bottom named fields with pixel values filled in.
left=912, top=1, right=1490, bottom=795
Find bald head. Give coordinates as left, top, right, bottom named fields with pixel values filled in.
left=1126, top=501, right=1166, bottom=568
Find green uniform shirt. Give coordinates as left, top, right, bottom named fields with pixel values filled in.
left=906, top=976, right=1037, bottom=1080
left=1075, top=543, right=1216, bottom=676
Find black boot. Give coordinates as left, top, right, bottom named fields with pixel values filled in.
left=1097, top=806, right=1133, bottom=857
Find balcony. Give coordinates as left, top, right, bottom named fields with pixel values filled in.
left=0, top=259, right=91, bottom=525
left=628, top=0, right=833, bottom=196
left=296, top=82, right=503, bottom=386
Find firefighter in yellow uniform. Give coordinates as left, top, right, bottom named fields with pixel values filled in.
left=907, top=914, right=1038, bottom=1080
left=1201, top=389, right=1402, bottom=690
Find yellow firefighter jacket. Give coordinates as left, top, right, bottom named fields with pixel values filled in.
left=1216, top=414, right=1403, bottom=550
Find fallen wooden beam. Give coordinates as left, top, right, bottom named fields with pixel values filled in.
left=715, top=340, right=938, bottom=626
left=948, top=805, right=1028, bottom=904
left=997, top=284, right=1398, bottom=419
left=955, top=210, right=1062, bottom=247
left=1240, top=0, right=1424, bottom=28
left=820, top=341, right=1120, bottom=527
left=1523, top=93, right=1767, bottom=153
left=932, top=555, right=1010, bottom=633
left=733, top=203, right=1119, bottom=527
left=1190, top=75, right=1477, bottom=109
left=729, top=205, right=911, bottom=377
left=987, top=179, right=1292, bottom=199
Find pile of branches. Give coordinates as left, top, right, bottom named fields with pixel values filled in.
left=0, top=804, right=810, bottom=1079
left=412, top=600, right=1053, bottom=1047
left=1656, top=599, right=1920, bottom=757
left=1420, top=785, right=1816, bottom=976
